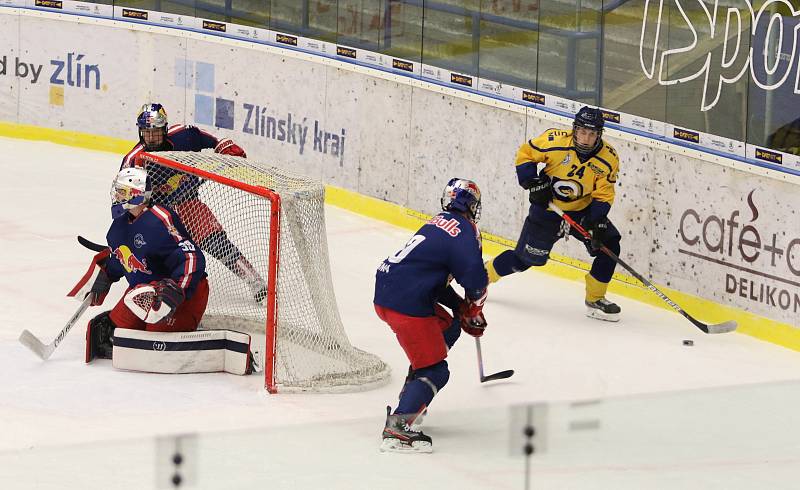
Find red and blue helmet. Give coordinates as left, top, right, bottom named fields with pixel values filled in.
left=441, top=178, right=482, bottom=222
left=136, top=103, right=168, bottom=129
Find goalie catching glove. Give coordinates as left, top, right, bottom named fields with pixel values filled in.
left=214, top=138, right=247, bottom=158
left=457, top=291, right=487, bottom=337
left=123, top=278, right=185, bottom=324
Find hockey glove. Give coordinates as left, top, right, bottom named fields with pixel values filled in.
left=88, top=268, right=113, bottom=306
left=150, top=279, right=185, bottom=323
left=580, top=216, right=609, bottom=256
left=524, top=174, right=553, bottom=205
left=214, top=138, right=247, bottom=158
left=124, top=279, right=185, bottom=324
left=457, top=300, right=487, bottom=337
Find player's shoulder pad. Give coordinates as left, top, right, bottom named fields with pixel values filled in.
left=167, top=124, right=189, bottom=135
left=147, top=205, right=187, bottom=240
left=530, top=128, right=571, bottom=150
left=121, top=143, right=144, bottom=168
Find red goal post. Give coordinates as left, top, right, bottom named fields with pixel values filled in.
left=136, top=150, right=390, bottom=393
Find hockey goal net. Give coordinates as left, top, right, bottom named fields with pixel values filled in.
left=137, top=150, right=391, bottom=393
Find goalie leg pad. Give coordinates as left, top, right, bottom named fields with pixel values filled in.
left=111, top=328, right=253, bottom=375
left=85, top=311, right=117, bottom=363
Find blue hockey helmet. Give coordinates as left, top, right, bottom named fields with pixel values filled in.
left=441, top=178, right=482, bottom=222
left=137, top=103, right=169, bottom=150
left=111, top=167, right=152, bottom=219
left=573, top=106, right=604, bottom=155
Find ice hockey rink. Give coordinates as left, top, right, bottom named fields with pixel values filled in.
left=2, top=136, right=800, bottom=489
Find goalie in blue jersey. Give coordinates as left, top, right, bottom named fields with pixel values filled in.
left=374, top=178, right=489, bottom=453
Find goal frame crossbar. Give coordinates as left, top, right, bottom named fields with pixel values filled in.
left=137, top=152, right=282, bottom=392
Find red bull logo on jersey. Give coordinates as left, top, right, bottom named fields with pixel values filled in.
left=428, top=215, right=461, bottom=237
left=113, top=245, right=152, bottom=275
left=157, top=173, right=188, bottom=194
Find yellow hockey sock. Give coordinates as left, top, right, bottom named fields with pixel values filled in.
left=585, top=273, right=610, bottom=302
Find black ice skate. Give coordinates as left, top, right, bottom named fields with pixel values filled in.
left=585, top=297, right=621, bottom=322
left=85, top=311, right=116, bottom=362
left=380, top=406, right=432, bottom=453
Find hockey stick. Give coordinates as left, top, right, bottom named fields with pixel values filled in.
left=547, top=203, right=737, bottom=335
left=77, top=235, right=106, bottom=252
left=19, top=295, right=93, bottom=360
left=475, top=337, right=514, bottom=383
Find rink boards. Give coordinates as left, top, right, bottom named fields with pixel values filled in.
left=0, top=7, right=798, bottom=348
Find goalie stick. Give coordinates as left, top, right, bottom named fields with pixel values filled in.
left=19, top=236, right=108, bottom=360
left=77, top=235, right=106, bottom=252
left=19, top=296, right=92, bottom=360
left=475, top=337, right=514, bottom=383
left=547, top=203, right=737, bottom=335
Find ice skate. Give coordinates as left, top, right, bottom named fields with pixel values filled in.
left=380, top=406, right=432, bottom=453
left=585, top=297, right=621, bottom=322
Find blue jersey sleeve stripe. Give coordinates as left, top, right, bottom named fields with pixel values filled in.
left=592, top=155, right=614, bottom=174
left=530, top=144, right=572, bottom=152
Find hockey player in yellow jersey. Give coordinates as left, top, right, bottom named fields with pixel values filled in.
left=486, top=106, right=623, bottom=321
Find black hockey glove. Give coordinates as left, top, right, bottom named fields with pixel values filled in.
left=524, top=174, right=552, bottom=205
left=580, top=216, right=609, bottom=256
left=88, top=268, right=113, bottom=306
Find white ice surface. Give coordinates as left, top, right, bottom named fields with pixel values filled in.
left=1, top=137, right=800, bottom=489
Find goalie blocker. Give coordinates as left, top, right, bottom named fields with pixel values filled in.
left=109, top=328, right=256, bottom=375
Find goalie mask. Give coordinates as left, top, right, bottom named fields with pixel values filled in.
left=573, top=106, right=604, bottom=157
left=441, top=178, right=482, bottom=222
left=111, top=167, right=152, bottom=220
left=137, top=102, right=169, bottom=151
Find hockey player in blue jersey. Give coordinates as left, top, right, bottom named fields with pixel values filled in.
left=374, top=178, right=489, bottom=453
left=85, top=167, right=209, bottom=362
left=122, top=103, right=266, bottom=302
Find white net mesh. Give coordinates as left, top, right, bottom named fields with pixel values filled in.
left=142, top=150, right=391, bottom=393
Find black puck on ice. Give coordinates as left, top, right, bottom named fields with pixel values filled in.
left=682, top=340, right=694, bottom=346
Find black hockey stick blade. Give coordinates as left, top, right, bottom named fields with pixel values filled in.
left=480, top=369, right=515, bottom=383
left=77, top=235, right=106, bottom=252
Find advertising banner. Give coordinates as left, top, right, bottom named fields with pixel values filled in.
left=655, top=154, right=800, bottom=325
left=0, top=13, right=20, bottom=121
left=14, top=16, right=187, bottom=139
left=1, top=9, right=797, bottom=328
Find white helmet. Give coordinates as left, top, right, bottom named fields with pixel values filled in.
left=111, top=167, right=152, bottom=219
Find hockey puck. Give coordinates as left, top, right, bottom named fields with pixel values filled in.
left=682, top=340, right=694, bottom=346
